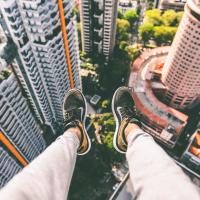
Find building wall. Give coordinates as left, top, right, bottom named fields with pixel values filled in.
left=81, top=0, right=117, bottom=60
left=0, top=146, right=22, bottom=188
left=0, top=0, right=81, bottom=132
left=0, top=72, right=46, bottom=187
left=0, top=0, right=81, bottom=188
left=162, top=0, right=200, bottom=110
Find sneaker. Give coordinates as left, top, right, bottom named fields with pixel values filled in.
left=112, top=87, right=141, bottom=153
left=63, top=89, right=91, bottom=155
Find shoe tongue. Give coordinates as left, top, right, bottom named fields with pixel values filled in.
left=65, top=120, right=79, bottom=131
left=65, top=108, right=81, bottom=122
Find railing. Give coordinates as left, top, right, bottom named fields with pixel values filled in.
left=108, top=172, right=130, bottom=200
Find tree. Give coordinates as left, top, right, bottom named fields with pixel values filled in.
left=146, top=0, right=154, bottom=10
left=145, top=9, right=162, bottom=26
left=116, top=19, right=130, bottom=42
left=101, top=100, right=110, bottom=110
left=124, top=9, right=139, bottom=28
left=80, top=51, right=87, bottom=59
left=73, top=8, right=80, bottom=22
left=162, top=10, right=178, bottom=26
left=2, top=68, right=11, bottom=79
left=153, top=26, right=177, bottom=45
left=139, top=23, right=154, bottom=45
left=176, top=11, right=184, bottom=24
left=118, top=8, right=124, bottom=19
left=1, top=37, right=17, bottom=64
left=119, top=41, right=129, bottom=50
left=103, top=132, right=114, bottom=150
left=125, top=46, right=141, bottom=61
left=136, top=4, right=141, bottom=15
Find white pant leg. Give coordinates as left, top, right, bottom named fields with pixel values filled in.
left=0, top=131, right=79, bottom=200
left=126, top=128, right=200, bottom=200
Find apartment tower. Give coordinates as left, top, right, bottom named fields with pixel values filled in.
left=0, top=57, right=46, bottom=187
left=0, top=0, right=81, bottom=187
left=162, top=0, right=200, bottom=110
left=0, top=0, right=81, bottom=134
left=81, top=0, right=118, bottom=61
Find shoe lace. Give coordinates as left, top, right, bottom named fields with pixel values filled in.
left=119, top=106, right=136, bottom=120
left=64, top=108, right=80, bottom=124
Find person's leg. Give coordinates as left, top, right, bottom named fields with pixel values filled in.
left=0, top=128, right=80, bottom=200
left=126, top=124, right=200, bottom=200
left=0, top=89, right=91, bottom=200
left=112, top=87, right=200, bottom=200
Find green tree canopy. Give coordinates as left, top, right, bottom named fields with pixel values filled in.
left=145, top=9, right=162, bottom=26
left=176, top=11, right=184, bottom=24
left=119, top=41, right=129, bottom=50
left=124, top=9, right=139, bottom=26
left=139, top=9, right=183, bottom=46
left=162, top=10, right=179, bottom=26
left=118, top=8, right=124, bottom=19
left=153, top=26, right=177, bottom=45
left=101, top=100, right=110, bottom=109
left=139, top=23, right=154, bottom=45
left=1, top=37, right=17, bottom=64
left=125, top=46, right=141, bottom=61
left=116, top=19, right=130, bottom=42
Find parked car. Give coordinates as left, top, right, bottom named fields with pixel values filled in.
left=90, top=95, right=101, bottom=106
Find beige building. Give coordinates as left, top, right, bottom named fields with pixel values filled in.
left=162, top=0, right=200, bottom=110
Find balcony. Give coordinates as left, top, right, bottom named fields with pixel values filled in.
left=93, top=13, right=103, bottom=25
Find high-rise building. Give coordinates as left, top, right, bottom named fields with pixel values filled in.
left=162, top=0, right=200, bottom=110
left=0, top=58, right=46, bottom=188
left=80, top=0, right=118, bottom=61
left=0, top=0, right=81, bottom=134
left=129, top=0, right=200, bottom=150
left=0, top=0, right=81, bottom=187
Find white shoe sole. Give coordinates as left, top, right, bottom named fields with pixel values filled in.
left=112, top=87, right=130, bottom=154
left=63, top=89, right=91, bottom=155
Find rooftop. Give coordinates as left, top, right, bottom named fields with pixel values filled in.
left=129, top=47, right=188, bottom=132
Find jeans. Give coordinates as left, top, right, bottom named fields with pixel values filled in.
left=126, top=129, right=200, bottom=200
left=0, top=129, right=199, bottom=200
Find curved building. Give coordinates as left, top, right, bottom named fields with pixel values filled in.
left=162, top=0, right=200, bottom=110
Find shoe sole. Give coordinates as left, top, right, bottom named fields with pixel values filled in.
left=112, top=86, right=130, bottom=154
left=63, top=88, right=91, bottom=155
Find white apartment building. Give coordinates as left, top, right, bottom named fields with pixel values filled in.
left=0, top=0, right=81, bottom=134
left=162, top=0, right=200, bottom=110
left=81, top=0, right=118, bottom=61
left=0, top=62, right=46, bottom=187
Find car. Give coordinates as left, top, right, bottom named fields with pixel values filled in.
left=90, top=94, right=101, bottom=106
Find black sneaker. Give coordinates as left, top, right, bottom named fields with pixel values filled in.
left=112, top=87, right=141, bottom=153
left=63, top=89, right=91, bottom=155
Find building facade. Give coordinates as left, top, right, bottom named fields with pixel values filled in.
left=0, top=0, right=81, bottom=187
left=80, top=0, right=118, bottom=61
left=0, top=0, right=81, bottom=134
left=162, top=0, right=200, bottom=110
left=0, top=58, right=46, bottom=188
left=129, top=47, right=189, bottom=149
